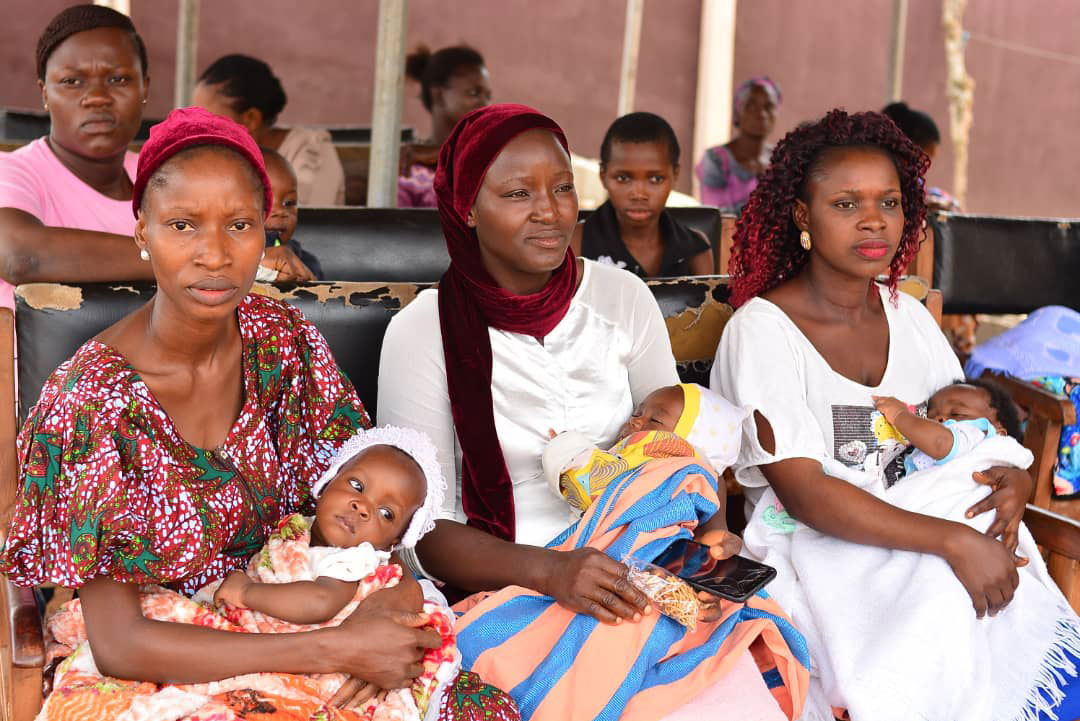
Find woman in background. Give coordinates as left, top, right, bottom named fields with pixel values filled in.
left=696, top=76, right=781, bottom=215
left=194, top=54, right=346, bottom=206
left=398, top=45, right=492, bottom=207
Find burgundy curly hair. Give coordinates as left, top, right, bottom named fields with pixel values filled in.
left=729, top=108, right=930, bottom=307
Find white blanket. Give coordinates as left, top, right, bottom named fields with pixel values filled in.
left=743, top=435, right=1080, bottom=721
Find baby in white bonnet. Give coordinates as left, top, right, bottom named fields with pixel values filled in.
left=214, top=425, right=446, bottom=623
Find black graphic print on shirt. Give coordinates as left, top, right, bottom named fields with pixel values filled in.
left=831, top=403, right=926, bottom=488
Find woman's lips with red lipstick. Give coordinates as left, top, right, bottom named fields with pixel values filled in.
left=855, top=240, right=891, bottom=259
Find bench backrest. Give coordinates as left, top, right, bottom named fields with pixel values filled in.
left=931, top=212, right=1080, bottom=314
left=14, top=276, right=734, bottom=423
left=296, top=206, right=726, bottom=282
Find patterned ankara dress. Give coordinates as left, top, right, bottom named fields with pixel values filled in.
left=1, top=294, right=370, bottom=594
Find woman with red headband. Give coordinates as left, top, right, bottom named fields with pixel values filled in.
left=0, top=107, right=517, bottom=715
left=378, top=104, right=809, bottom=719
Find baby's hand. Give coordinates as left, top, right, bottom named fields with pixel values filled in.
left=872, top=395, right=911, bottom=425
left=214, top=570, right=252, bottom=608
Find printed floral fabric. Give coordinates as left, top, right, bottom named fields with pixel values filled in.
left=41, top=512, right=466, bottom=721
left=1030, top=376, right=1080, bottom=498
left=0, top=293, right=371, bottom=595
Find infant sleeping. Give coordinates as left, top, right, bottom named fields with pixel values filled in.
left=543, top=383, right=750, bottom=511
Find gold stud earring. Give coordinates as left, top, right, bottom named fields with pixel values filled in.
left=43, top=103, right=48, bottom=110
left=139, top=248, right=150, bottom=261
left=799, top=230, right=812, bottom=251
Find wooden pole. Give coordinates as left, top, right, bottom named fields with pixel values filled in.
left=367, top=0, right=408, bottom=208
left=887, top=0, right=909, bottom=102
left=616, top=0, right=645, bottom=117
left=943, top=0, right=974, bottom=207
left=174, top=0, right=200, bottom=108
left=692, top=0, right=737, bottom=199
left=93, top=0, right=131, bottom=15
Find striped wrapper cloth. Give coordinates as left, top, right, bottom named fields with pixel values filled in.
left=453, top=456, right=811, bottom=721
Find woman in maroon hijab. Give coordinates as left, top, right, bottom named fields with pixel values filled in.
left=378, top=105, right=738, bottom=620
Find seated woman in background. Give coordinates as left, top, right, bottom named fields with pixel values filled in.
left=194, top=54, right=346, bottom=207
left=0, top=5, right=146, bottom=305
left=572, top=112, right=713, bottom=277
left=398, top=45, right=492, bottom=207
left=0, top=107, right=516, bottom=719
left=696, top=76, right=781, bottom=215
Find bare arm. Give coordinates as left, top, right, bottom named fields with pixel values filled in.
left=687, top=228, right=715, bottom=276
left=215, top=570, right=357, bottom=625
left=416, top=518, right=651, bottom=624
left=873, top=395, right=953, bottom=459
left=416, top=519, right=558, bottom=594
left=754, top=412, right=1019, bottom=616
left=891, top=410, right=954, bottom=459
left=688, top=247, right=714, bottom=276
left=80, top=576, right=442, bottom=687
left=0, top=208, right=151, bottom=284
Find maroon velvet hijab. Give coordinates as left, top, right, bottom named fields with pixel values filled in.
left=434, top=103, right=577, bottom=541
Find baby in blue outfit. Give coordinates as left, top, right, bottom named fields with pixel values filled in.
left=873, top=379, right=1023, bottom=476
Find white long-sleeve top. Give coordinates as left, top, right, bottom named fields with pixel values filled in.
left=378, top=259, right=679, bottom=547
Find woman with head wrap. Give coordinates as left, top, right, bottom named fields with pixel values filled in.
left=0, top=106, right=450, bottom=704
left=378, top=104, right=809, bottom=720
left=696, top=76, right=782, bottom=215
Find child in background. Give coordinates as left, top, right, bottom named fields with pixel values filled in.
left=261, top=146, right=324, bottom=279
left=572, top=113, right=713, bottom=278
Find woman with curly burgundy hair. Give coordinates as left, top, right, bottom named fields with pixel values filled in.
left=709, top=110, right=1078, bottom=719
left=728, top=108, right=927, bottom=308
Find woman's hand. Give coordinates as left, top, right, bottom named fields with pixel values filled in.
left=213, top=570, right=251, bottom=608
left=540, top=547, right=651, bottom=624
left=695, top=528, right=743, bottom=561
left=941, top=523, right=1020, bottom=618
left=261, top=245, right=316, bottom=282
left=693, top=528, right=743, bottom=622
left=328, top=606, right=442, bottom=689
left=965, top=466, right=1033, bottom=558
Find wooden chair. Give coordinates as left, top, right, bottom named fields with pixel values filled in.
left=983, top=372, right=1078, bottom=512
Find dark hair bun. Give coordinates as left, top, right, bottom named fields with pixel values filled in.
left=405, top=45, right=432, bottom=82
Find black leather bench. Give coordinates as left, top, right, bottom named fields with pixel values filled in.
left=295, top=206, right=725, bottom=282
left=930, top=212, right=1080, bottom=314
left=15, top=276, right=732, bottom=422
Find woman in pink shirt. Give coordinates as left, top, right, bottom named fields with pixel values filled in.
left=0, top=5, right=149, bottom=308
left=0, top=5, right=312, bottom=309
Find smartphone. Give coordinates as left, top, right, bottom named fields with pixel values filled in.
left=650, top=539, right=777, bottom=603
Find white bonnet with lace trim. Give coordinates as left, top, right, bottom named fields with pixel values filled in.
left=311, top=426, right=446, bottom=550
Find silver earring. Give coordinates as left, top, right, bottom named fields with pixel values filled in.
left=799, top=230, right=812, bottom=251
left=139, top=248, right=150, bottom=261
left=43, top=103, right=48, bottom=110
